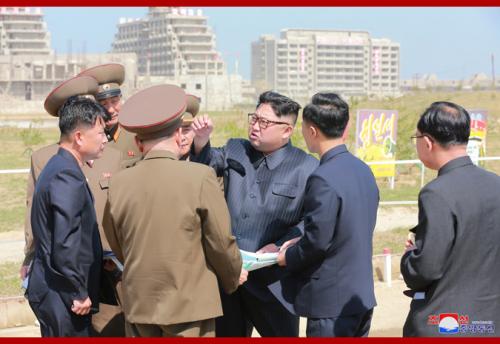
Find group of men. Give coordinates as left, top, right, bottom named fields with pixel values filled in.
left=21, top=62, right=500, bottom=338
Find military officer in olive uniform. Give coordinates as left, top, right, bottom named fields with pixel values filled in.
left=79, top=63, right=141, bottom=167
left=179, top=94, right=200, bottom=161
left=102, top=84, right=245, bottom=337
left=20, top=75, right=125, bottom=336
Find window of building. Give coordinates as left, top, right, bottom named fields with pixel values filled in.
left=196, top=83, right=202, bottom=90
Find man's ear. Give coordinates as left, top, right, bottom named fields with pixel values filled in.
left=309, top=125, right=318, bottom=138
left=174, top=127, right=183, bottom=146
left=74, top=130, right=84, bottom=148
left=423, top=135, right=434, bottom=151
left=282, top=124, right=294, bottom=139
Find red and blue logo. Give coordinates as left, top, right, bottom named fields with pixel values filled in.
left=438, top=313, right=460, bottom=334
left=428, top=313, right=495, bottom=335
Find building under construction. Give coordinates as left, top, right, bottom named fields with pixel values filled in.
left=0, top=6, right=254, bottom=110
left=112, top=7, right=225, bottom=77
left=0, top=7, right=52, bottom=56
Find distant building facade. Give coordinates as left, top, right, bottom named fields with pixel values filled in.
left=112, top=7, right=225, bottom=77
left=0, top=6, right=254, bottom=110
left=251, top=29, right=400, bottom=100
left=0, top=7, right=52, bottom=56
left=0, top=53, right=137, bottom=100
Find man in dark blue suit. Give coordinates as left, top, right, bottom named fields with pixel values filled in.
left=278, top=93, right=379, bottom=337
left=191, top=91, right=318, bottom=337
left=27, top=97, right=108, bottom=336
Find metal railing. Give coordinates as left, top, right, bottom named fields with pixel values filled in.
left=2, top=156, right=500, bottom=206
left=368, top=156, right=500, bottom=206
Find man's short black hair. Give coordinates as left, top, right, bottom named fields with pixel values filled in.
left=417, top=101, right=470, bottom=147
left=302, top=93, right=349, bottom=139
left=257, top=91, right=301, bottom=123
left=58, top=96, right=107, bottom=138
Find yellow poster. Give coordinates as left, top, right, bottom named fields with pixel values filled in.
left=356, top=110, right=398, bottom=178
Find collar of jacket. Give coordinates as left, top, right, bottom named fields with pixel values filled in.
left=57, top=146, right=81, bottom=166
left=438, top=155, right=473, bottom=176
left=250, top=141, right=293, bottom=170
left=105, top=124, right=119, bottom=142
left=320, top=144, right=348, bottom=164
left=143, top=149, right=178, bottom=161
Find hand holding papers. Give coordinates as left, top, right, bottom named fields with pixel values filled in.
left=240, top=249, right=278, bottom=271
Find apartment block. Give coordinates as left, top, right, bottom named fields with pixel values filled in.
left=251, top=29, right=400, bottom=99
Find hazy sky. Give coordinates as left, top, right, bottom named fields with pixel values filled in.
left=43, top=7, right=500, bottom=80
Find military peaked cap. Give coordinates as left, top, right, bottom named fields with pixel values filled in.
left=44, top=75, right=98, bottom=117
left=79, top=63, right=125, bottom=101
left=119, top=84, right=187, bottom=140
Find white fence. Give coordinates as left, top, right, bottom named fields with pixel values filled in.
left=2, top=156, right=500, bottom=206
left=368, top=156, right=500, bottom=205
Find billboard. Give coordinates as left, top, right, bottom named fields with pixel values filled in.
left=466, top=109, right=487, bottom=165
left=356, top=109, right=398, bottom=178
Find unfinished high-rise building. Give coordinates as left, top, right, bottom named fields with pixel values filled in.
left=251, top=29, right=400, bottom=99
left=112, top=7, right=225, bottom=77
left=0, top=7, right=52, bottom=56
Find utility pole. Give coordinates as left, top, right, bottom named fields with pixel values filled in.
left=66, top=39, right=72, bottom=78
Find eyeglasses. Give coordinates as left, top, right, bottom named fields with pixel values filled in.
left=410, top=134, right=433, bottom=145
left=248, top=113, right=291, bottom=130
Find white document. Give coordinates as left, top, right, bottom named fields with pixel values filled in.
left=240, top=249, right=278, bottom=271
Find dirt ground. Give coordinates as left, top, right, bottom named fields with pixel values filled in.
left=375, top=206, right=418, bottom=232
left=0, top=279, right=410, bottom=337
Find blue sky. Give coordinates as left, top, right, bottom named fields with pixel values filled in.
left=43, top=7, right=500, bottom=80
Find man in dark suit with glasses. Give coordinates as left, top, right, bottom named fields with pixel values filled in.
left=191, top=91, right=318, bottom=337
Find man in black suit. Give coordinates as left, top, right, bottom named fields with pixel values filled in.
left=277, top=93, right=379, bottom=337
left=401, top=102, right=500, bottom=337
left=27, top=97, right=108, bottom=336
left=191, top=91, right=318, bottom=337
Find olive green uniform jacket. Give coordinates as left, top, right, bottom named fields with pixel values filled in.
left=103, top=150, right=242, bottom=326
left=107, top=125, right=142, bottom=168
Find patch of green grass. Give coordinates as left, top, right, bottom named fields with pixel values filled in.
left=379, top=186, right=420, bottom=202
left=0, top=175, right=28, bottom=233
left=373, top=227, right=411, bottom=256
left=0, top=207, right=25, bottom=233
left=0, top=261, right=23, bottom=297
left=0, top=127, right=59, bottom=169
